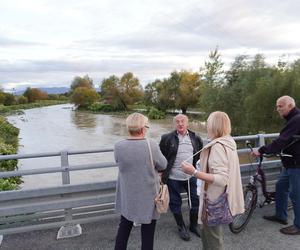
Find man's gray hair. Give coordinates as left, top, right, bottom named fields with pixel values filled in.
left=173, top=114, right=189, bottom=123
left=277, top=95, right=296, bottom=107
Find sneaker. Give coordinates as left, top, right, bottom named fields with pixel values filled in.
left=263, top=215, right=288, bottom=225
left=280, top=225, right=300, bottom=235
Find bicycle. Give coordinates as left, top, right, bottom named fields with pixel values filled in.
left=229, top=135, right=300, bottom=234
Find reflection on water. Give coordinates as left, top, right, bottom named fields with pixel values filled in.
left=71, top=111, right=97, bottom=130
left=7, top=104, right=206, bottom=189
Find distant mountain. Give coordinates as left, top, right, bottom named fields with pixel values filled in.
left=40, top=87, right=70, bottom=94
left=16, top=87, right=70, bottom=95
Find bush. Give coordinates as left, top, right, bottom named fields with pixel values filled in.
left=147, top=107, right=165, bottom=119
left=0, top=116, right=19, bottom=147
left=0, top=179, right=18, bottom=191
left=88, top=102, right=116, bottom=112
left=4, top=93, right=16, bottom=106
left=0, top=116, right=21, bottom=191
left=17, top=95, right=28, bottom=104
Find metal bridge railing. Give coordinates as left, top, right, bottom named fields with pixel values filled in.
left=0, top=133, right=280, bottom=242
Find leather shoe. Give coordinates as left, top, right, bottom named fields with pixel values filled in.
left=190, top=225, right=201, bottom=237
left=189, top=211, right=201, bottom=238
left=178, top=224, right=190, bottom=241
left=173, top=213, right=190, bottom=241
left=263, top=215, right=288, bottom=225
left=280, top=225, right=300, bottom=235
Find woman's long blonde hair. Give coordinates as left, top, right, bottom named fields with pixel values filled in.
left=207, top=111, right=231, bottom=139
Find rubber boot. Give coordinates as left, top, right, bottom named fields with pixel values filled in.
left=189, top=211, right=201, bottom=237
left=173, top=213, right=190, bottom=241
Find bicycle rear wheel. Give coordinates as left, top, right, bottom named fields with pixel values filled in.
left=229, top=185, right=257, bottom=234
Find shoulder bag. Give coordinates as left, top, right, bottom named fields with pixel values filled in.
left=201, top=144, right=233, bottom=226
left=146, top=139, right=169, bottom=214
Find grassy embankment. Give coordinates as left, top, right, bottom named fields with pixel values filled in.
left=0, top=116, right=20, bottom=190
left=0, top=100, right=68, bottom=116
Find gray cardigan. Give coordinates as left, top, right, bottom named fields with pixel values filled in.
left=114, top=138, right=167, bottom=224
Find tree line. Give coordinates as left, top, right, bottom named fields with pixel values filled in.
left=69, top=49, right=300, bottom=135
left=0, top=87, right=68, bottom=106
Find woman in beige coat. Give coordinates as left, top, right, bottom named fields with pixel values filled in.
left=182, top=111, right=244, bottom=250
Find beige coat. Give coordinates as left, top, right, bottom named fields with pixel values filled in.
left=198, top=136, right=244, bottom=224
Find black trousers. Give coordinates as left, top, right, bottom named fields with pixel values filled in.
left=114, top=215, right=157, bottom=250
left=167, top=177, right=199, bottom=214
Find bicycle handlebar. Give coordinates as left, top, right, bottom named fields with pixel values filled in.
left=245, top=140, right=293, bottom=158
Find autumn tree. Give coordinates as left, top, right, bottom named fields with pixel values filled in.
left=70, top=75, right=93, bottom=91
left=23, top=88, right=48, bottom=103
left=100, top=72, right=143, bottom=110
left=70, top=87, right=99, bottom=108
left=175, top=70, right=201, bottom=114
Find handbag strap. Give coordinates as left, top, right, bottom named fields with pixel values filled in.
left=146, top=138, right=159, bottom=195
left=204, top=148, right=211, bottom=192
left=204, top=142, right=229, bottom=192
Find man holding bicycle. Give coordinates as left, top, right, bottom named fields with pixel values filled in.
left=253, top=95, right=300, bottom=235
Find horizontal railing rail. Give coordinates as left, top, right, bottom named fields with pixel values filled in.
left=0, top=133, right=281, bottom=241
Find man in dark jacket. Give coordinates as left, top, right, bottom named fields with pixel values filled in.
left=159, top=114, right=203, bottom=241
left=253, top=95, right=300, bottom=235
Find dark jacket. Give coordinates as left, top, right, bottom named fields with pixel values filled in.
left=159, top=129, right=203, bottom=182
left=259, top=107, right=300, bottom=168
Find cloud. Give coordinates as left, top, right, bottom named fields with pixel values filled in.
left=1, top=0, right=300, bottom=90
left=0, top=36, right=42, bottom=47
left=0, top=57, right=185, bottom=89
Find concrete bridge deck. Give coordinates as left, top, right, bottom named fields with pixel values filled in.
left=1, top=204, right=299, bottom=250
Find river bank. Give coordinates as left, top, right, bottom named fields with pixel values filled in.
left=0, top=100, right=68, bottom=116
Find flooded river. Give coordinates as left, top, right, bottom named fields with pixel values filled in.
left=7, top=104, right=206, bottom=189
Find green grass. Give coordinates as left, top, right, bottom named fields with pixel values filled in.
left=0, top=100, right=68, bottom=115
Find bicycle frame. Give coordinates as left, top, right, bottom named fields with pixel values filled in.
left=229, top=137, right=298, bottom=234
left=249, top=156, right=275, bottom=206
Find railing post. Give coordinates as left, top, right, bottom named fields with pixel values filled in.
left=61, top=151, right=70, bottom=185
left=257, top=134, right=266, bottom=148
left=57, top=151, right=82, bottom=239
left=0, top=235, right=3, bottom=246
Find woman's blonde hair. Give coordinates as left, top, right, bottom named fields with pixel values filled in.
left=126, top=113, right=149, bottom=135
left=207, top=111, right=231, bottom=139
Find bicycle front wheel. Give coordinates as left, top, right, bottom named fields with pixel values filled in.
left=229, top=185, right=257, bottom=234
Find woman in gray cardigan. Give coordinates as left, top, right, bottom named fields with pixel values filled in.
left=114, top=113, right=167, bottom=250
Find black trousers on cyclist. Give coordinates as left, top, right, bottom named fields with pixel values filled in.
left=114, top=215, right=156, bottom=250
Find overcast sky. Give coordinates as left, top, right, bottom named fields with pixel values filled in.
left=1, top=0, right=300, bottom=91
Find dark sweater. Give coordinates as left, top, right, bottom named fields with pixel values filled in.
left=259, top=107, right=300, bottom=168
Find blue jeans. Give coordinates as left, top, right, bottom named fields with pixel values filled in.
left=275, top=167, right=300, bottom=229
left=167, top=177, right=199, bottom=214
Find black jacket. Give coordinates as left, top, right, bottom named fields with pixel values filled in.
left=159, top=130, right=203, bottom=183
left=259, top=107, right=300, bottom=168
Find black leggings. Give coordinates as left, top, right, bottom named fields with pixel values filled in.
left=114, top=215, right=157, bottom=250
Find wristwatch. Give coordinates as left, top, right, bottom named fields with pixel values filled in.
left=192, top=169, right=198, bottom=177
